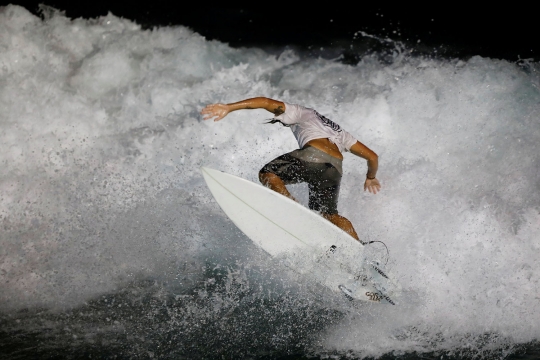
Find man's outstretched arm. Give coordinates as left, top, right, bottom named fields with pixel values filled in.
left=350, top=141, right=381, bottom=194
left=201, top=97, right=285, bottom=121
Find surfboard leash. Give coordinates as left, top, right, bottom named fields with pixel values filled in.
left=360, top=240, right=390, bottom=265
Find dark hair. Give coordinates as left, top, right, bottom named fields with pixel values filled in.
left=265, top=119, right=291, bottom=127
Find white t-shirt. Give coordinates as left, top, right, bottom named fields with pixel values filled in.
left=274, top=103, right=357, bottom=153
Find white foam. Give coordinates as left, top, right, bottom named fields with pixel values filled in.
left=1, top=5, right=539, bottom=357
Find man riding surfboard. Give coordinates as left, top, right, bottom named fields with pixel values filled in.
left=201, top=97, right=380, bottom=241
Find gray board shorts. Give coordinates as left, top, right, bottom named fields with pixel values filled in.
left=259, top=145, right=343, bottom=215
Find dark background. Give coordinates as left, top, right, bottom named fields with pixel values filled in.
left=2, top=1, right=538, bottom=61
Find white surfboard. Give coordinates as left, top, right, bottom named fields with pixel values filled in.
left=201, top=167, right=400, bottom=304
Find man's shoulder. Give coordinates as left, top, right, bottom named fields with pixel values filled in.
left=285, top=102, right=315, bottom=115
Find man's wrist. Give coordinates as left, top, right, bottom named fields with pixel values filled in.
left=366, top=174, right=376, bottom=180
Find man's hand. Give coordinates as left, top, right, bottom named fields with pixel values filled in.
left=201, top=103, right=230, bottom=121
left=364, top=178, right=381, bottom=194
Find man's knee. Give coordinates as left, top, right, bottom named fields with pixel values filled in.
left=258, top=170, right=269, bottom=184
left=322, top=213, right=333, bottom=223
left=259, top=171, right=278, bottom=186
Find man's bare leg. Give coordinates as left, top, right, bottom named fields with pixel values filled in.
left=322, top=213, right=360, bottom=241
left=259, top=172, right=297, bottom=201
left=259, top=173, right=359, bottom=241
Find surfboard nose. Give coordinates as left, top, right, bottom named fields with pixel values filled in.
left=201, top=166, right=219, bottom=174
left=201, top=167, right=217, bottom=184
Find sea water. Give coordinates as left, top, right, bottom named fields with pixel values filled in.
left=1, top=5, right=539, bottom=359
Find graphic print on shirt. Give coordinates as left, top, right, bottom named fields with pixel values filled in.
left=314, top=111, right=342, bottom=132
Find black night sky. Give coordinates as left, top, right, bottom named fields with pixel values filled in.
left=2, top=1, right=538, bottom=62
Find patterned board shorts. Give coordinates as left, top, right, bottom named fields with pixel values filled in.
left=259, top=145, right=343, bottom=214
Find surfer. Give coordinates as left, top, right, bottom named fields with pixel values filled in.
left=201, top=97, right=380, bottom=241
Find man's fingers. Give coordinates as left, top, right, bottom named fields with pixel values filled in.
left=201, top=108, right=221, bottom=120
left=364, top=183, right=380, bottom=194
left=201, top=104, right=219, bottom=115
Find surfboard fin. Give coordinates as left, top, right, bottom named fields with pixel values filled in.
left=338, top=284, right=355, bottom=301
